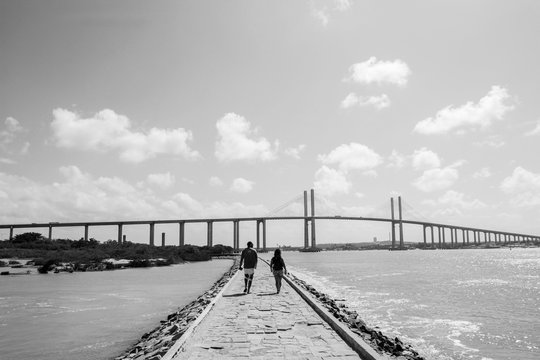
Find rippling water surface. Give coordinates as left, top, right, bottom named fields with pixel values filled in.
left=277, top=248, right=539, bottom=360
left=0, top=259, right=233, bottom=360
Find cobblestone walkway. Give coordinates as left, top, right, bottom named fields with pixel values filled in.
left=173, top=269, right=360, bottom=359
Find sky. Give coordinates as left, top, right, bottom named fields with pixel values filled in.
left=1, top=0, right=540, bottom=246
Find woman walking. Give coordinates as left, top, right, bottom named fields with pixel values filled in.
left=270, top=249, right=287, bottom=294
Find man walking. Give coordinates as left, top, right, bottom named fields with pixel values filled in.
left=239, top=241, right=258, bottom=294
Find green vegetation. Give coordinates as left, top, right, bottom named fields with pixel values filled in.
left=0, top=232, right=234, bottom=271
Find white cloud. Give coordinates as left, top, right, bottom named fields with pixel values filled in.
left=314, top=166, right=351, bottom=197
left=524, top=120, right=540, bottom=136
left=230, top=178, right=255, bottom=193
left=0, top=157, right=16, bottom=165
left=473, top=167, right=492, bottom=179
left=414, top=86, right=514, bottom=135
left=215, top=113, right=278, bottom=163
left=147, top=172, right=175, bottom=189
left=0, top=166, right=267, bottom=225
left=500, top=167, right=540, bottom=206
left=209, top=176, right=224, bottom=187
left=334, top=0, right=352, bottom=11
left=50, top=108, right=200, bottom=163
left=340, top=93, right=390, bottom=109
left=1, top=117, right=26, bottom=153
left=413, top=165, right=459, bottom=192
left=424, top=190, right=486, bottom=210
left=473, top=135, right=505, bottom=148
left=412, top=148, right=441, bottom=170
left=318, top=143, right=382, bottom=173
left=387, top=150, right=406, bottom=168
left=284, top=144, right=306, bottom=159
left=345, top=57, right=411, bottom=87
left=313, top=8, right=329, bottom=26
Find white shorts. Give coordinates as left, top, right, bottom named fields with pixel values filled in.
left=244, top=268, right=255, bottom=275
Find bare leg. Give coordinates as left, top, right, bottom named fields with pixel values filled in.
left=244, top=274, right=249, bottom=293
left=247, top=274, right=254, bottom=293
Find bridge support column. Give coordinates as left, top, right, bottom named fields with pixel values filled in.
left=117, top=224, right=123, bottom=244
left=466, top=230, right=470, bottom=244
left=233, top=221, right=240, bottom=251
left=430, top=226, right=435, bottom=247
left=84, top=225, right=89, bottom=241
left=390, top=198, right=396, bottom=249
left=398, top=196, right=404, bottom=249
left=438, top=226, right=442, bottom=248
left=123, top=234, right=126, bottom=243
left=149, top=223, right=155, bottom=246
left=462, top=229, right=466, bottom=245
left=450, top=228, right=454, bottom=247
left=442, top=227, right=446, bottom=247
left=207, top=221, right=213, bottom=247
left=162, top=232, right=166, bottom=247
left=179, top=222, right=185, bottom=246
left=48, top=226, right=52, bottom=240
left=423, top=225, right=427, bottom=246
left=262, top=220, right=267, bottom=252
left=9, top=226, right=14, bottom=241
left=310, top=189, right=316, bottom=249
left=256, top=220, right=261, bottom=250
left=304, top=191, right=309, bottom=249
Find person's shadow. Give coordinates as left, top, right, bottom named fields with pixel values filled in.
left=223, top=292, right=247, bottom=297
left=257, top=292, right=276, bottom=296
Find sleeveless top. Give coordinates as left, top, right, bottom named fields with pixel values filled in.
left=270, top=256, right=285, bottom=271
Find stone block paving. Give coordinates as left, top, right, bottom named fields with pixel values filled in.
left=173, top=270, right=360, bottom=359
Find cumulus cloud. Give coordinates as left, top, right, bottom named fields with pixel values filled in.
left=314, top=166, right=351, bottom=197
left=209, top=176, right=224, bottom=187
left=524, top=120, right=540, bottom=136
left=340, top=93, right=390, bottom=110
left=215, top=113, right=278, bottom=163
left=473, top=135, right=505, bottom=148
left=311, top=0, right=352, bottom=26
left=50, top=108, right=200, bottom=163
left=344, top=57, right=411, bottom=87
left=423, top=190, right=486, bottom=210
left=500, top=167, right=540, bottom=206
left=412, top=148, right=441, bottom=170
left=230, top=178, right=255, bottom=193
left=0, top=166, right=267, bottom=224
left=147, top=172, right=175, bottom=189
left=387, top=150, right=406, bottom=168
left=318, top=143, right=382, bottom=173
left=1, top=117, right=27, bottom=155
left=284, top=144, right=306, bottom=159
left=473, top=167, right=492, bottom=179
left=414, top=86, right=514, bottom=135
left=413, top=165, right=460, bottom=192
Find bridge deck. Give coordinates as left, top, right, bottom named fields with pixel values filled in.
left=169, top=270, right=361, bottom=359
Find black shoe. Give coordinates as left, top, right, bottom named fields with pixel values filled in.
left=243, top=288, right=247, bottom=293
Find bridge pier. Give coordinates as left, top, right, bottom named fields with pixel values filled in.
left=262, top=219, right=266, bottom=251
left=117, top=224, right=123, bottom=244
left=179, top=222, right=185, bottom=246
left=462, top=229, right=466, bottom=245
left=233, top=220, right=240, bottom=251
left=9, top=226, right=13, bottom=241
left=162, top=232, right=166, bottom=246
left=304, top=191, right=309, bottom=249
left=390, top=198, right=396, bottom=249
left=84, top=225, right=89, bottom=241
left=398, top=196, right=404, bottom=249
left=149, top=223, right=155, bottom=246
left=423, top=225, right=427, bottom=246
left=207, top=221, right=213, bottom=247
left=310, top=189, right=316, bottom=249
left=48, top=225, right=52, bottom=240
left=430, top=226, right=435, bottom=247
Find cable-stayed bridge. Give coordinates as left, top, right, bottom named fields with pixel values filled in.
left=1, top=189, right=539, bottom=250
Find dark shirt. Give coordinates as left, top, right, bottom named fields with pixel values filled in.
left=270, top=256, right=285, bottom=271
left=240, top=248, right=258, bottom=268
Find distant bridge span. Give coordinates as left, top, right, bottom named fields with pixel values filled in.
left=1, top=190, right=539, bottom=250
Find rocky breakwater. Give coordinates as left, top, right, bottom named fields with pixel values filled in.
left=115, top=257, right=238, bottom=360
left=288, top=273, right=425, bottom=360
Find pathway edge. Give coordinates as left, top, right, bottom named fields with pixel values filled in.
left=283, top=274, right=388, bottom=360
left=161, top=269, right=240, bottom=360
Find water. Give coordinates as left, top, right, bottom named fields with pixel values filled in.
left=269, top=248, right=539, bottom=360
left=0, top=259, right=233, bottom=360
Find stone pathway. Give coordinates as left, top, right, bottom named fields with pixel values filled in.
left=173, top=269, right=360, bottom=359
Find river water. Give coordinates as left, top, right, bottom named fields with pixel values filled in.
left=269, top=248, right=539, bottom=360
left=1, top=249, right=538, bottom=360
left=0, top=259, right=233, bottom=360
